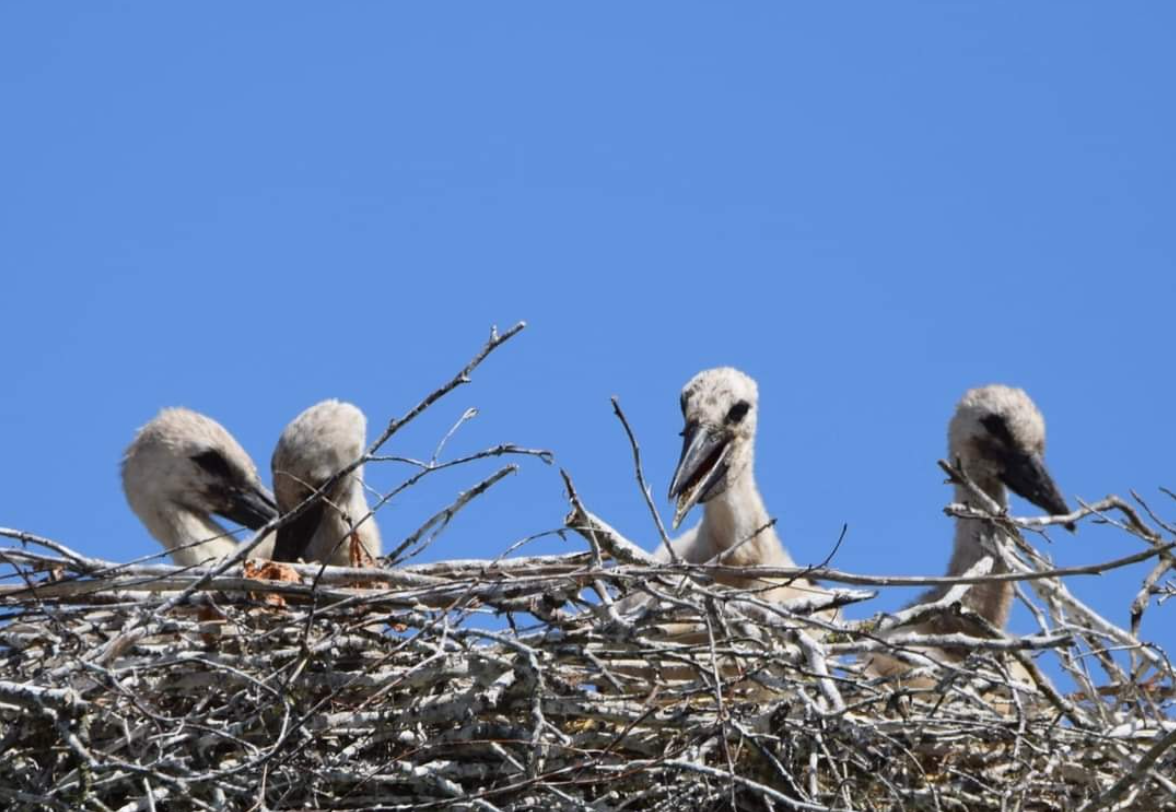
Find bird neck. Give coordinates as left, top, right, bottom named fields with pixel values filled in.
left=141, top=502, right=238, bottom=567
left=699, top=466, right=794, bottom=568
left=946, top=467, right=1013, bottom=626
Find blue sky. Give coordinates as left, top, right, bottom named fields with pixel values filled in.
left=3, top=5, right=1173, bottom=670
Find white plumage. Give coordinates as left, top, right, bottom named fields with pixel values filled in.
left=868, top=384, right=1071, bottom=681
left=648, top=367, right=821, bottom=604
left=122, top=408, right=278, bottom=567
left=270, top=399, right=381, bottom=566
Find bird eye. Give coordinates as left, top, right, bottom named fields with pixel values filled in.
left=979, top=414, right=1015, bottom=447
left=726, top=400, right=751, bottom=424
left=192, top=449, right=234, bottom=480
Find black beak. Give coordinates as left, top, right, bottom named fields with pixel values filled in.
left=1001, top=451, right=1075, bottom=532
left=270, top=497, right=326, bottom=563
left=668, top=422, right=732, bottom=530
left=218, top=484, right=279, bottom=531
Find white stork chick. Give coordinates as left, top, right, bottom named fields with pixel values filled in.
left=654, top=367, right=820, bottom=604
left=868, top=384, right=1072, bottom=683
left=122, top=409, right=279, bottom=567
left=270, top=400, right=381, bottom=566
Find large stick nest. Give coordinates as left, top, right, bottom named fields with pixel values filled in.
left=1, top=326, right=1173, bottom=811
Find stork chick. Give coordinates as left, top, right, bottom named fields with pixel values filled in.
left=122, top=408, right=278, bottom=567
left=270, top=400, right=381, bottom=566
left=654, top=367, right=819, bottom=604
left=868, top=384, right=1072, bottom=682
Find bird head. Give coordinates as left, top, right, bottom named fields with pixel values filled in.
left=122, top=408, right=278, bottom=532
left=949, top=384, right=1073, bottom=528
left=270, top=399, right=368, bottom=561
left=668, top=367, right=759, bottom=529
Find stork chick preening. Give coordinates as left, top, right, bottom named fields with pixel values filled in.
left=122, top=409, right=279, bottom=567
left=270, top=400, right=381, bottom=566
left=868, top=384, right=1072, bottom=682
left=652, top=367, right=820, bottom=604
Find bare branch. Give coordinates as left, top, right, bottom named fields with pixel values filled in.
left=610, top=396, right=677, bottom=563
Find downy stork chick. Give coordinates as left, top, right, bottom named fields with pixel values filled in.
left=656, top=367, right=818, bottom=604
left=868, top=384, right=1072, bottom=681
left=270, top=400, right=381, bottom=566
left=122, top=409, right=279, bottom=567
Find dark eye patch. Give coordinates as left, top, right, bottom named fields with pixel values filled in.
left=192, top=449, right=235, bottom=481
left=980, top=414, right=1015, bottom=447
left=726, top=400, right=751, bottom=425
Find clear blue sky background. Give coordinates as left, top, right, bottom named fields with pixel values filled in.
left=3, top=5, right=1173, bottom=673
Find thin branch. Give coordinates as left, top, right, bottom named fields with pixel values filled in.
left=610, top=396, right=677, bottom=564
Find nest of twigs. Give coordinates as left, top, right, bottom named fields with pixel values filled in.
left=1, top=502, right=1173, bottom=812
left=1, top=327, right=1173, bottom=811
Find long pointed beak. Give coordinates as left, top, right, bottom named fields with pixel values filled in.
left=1001, top=452, right=1076, bottom=532
left=218, top=484, right=279, bottom=531
left=271, top=498, right=326, bottom=563
left=668, top=422, right=732, bottom=530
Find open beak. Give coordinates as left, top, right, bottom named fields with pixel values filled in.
left=1001, top=452, right=1076, bottom=532
left=218, top=484, right=279, bottom=531
left=668, top=422, right=732, bottom=530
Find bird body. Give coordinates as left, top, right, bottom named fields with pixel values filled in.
left=654, top=460, right=808, bottom=601
left=270, top=400, right=380, bottom=566
left=612, top=368, right=827, bottom=697
left=122, top=408, right=278, bottom=567
left=652, top=367, right=819, bottom=604
left=868, top=384, right=1071, bottom=683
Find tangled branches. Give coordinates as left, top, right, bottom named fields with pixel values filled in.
left=0, top=330, right=1173, bottom=810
